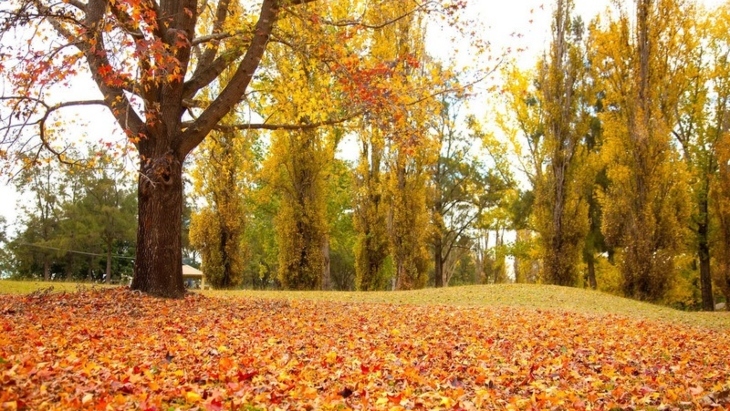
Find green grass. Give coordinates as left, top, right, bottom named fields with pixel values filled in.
left=2, top=280, right=728, bottom=329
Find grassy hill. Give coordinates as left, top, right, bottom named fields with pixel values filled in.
left=2, top=280, right=728, bottom=329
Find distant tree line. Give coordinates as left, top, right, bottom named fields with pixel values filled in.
left=3, top=147, right=137, bottom=283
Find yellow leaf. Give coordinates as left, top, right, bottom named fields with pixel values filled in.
left=186, top=391, right=202, bottom=403
left=325, top=351, right=338, bottom=364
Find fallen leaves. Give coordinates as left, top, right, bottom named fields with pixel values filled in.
left=1, top=288, right=729, bottom=410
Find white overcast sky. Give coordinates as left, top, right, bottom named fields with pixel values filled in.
left=0, top=0, right=725, bottom=231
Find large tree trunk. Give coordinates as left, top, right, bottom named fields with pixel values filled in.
left=130, top=152, right=185, bottom=298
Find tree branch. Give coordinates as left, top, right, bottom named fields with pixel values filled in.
left=192, top=31, right=237, bottom=46
left=182, top=51, right=239, bottom=100
left=286, top=1, right=435, bottom=30
left=48, top=0, right=146, bottom=140
left=177, top=0, right=281, bottom=156
left=192, top=0, right=233, bottom=73
left=1, top=97, right=107, bottom=165
left=182, top=110, right=361, bottom=132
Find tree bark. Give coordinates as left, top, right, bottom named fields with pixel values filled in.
left=43, top=259, right=51, bottom=281
left=586, top=253, right=597, bottom=290
left=130, top=152, right=186, bottom=298
left=321, top=238, right=331, bottom=291
left=434, top=236, right=444, bottom=287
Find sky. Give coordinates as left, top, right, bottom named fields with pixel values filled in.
left=0, top=0, right=725, bottom=233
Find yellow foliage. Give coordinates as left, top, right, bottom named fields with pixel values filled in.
left=592, top=0, right=693, bottom=301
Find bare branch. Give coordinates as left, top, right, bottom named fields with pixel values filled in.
left=285, top=1, right=436, bottom=30
left=183, top=110, right=362, bottom=133
left=191, top=31, right=235, bottom=46
left=1, top=96, right=107, bottom=166
left=404, top=64, right=502, bottom=108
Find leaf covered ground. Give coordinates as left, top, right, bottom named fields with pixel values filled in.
left=1, top=288, right=730, bottom=410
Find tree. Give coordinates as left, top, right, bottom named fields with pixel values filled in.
left=0, top=0, right=461, bottom=297
left=326, top=158, right=357, bottom=291
left=13, top=157, right=64, bottom=280
left=708, top=2, right=730, bottom=311
left=350, top=0, right=444, bottom=291
left=0, top=217, right=12, bottom=277
left=9, top=148, right=137, bottom=281
left=593, top=0, right=691, bottom=301
left=64, top=150, right=137, bottom=283
left=387, top=139, right=433, bottom=290
left=470, top=114, right=522, bottom=284
left=669, top=3, right=721, bottom=310
left=430, top=98, right=505, bottom=287
left=353, top=125, right=391, bottom=291
left=714, top=136, right=730, bottom=310
left=580, top=40, right=608, bottom=290
left=251, top=6, right=343, bottom=290
left=532, top=1, right=591, bottom=286
left=189, top=130, right=251, bottom=289
left=268, top=129, right=330, bottom=290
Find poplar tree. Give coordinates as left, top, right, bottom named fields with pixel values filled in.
left=380, top=3, right=434, bottom=291
left=269, top=129, right=330, bottom=290
left=594, top=0, right=691, bottom=301
left=352, top=0, right=440, bottom=291
left=353, top=126, right=391, bottom=290
left=189, top=131, right=251, bottom=289
left=534, top=0, right=590, bottom=286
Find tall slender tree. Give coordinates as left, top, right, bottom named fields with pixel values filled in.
left=13, top=156, right=64, bottom=280
left=351, top=0, right=440, bottom=291
left=353, top=126, right=390, bottom=290
left=189, top=130, right=251, bottom=289
left=533, top=0, right=590, bottom=286
left=268, top=128, right=330, bottom=290
left=669, top=4, right=720, bottom=310
left=594, top=0, right=691, bottom=301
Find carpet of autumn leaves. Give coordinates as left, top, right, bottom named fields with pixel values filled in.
left=1, top=288, right=730, bottom=411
